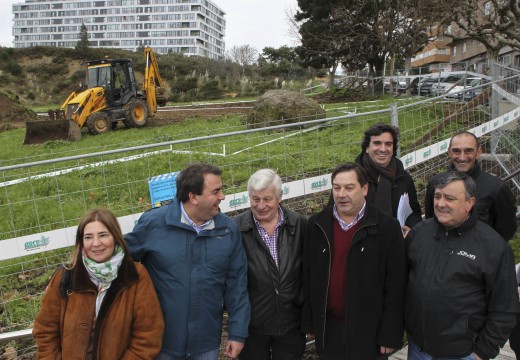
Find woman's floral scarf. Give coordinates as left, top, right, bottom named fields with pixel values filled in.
left=82, top=244, right=124, bottom=317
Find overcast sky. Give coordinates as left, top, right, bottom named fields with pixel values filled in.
left=0, top=0, right=300, bottom=53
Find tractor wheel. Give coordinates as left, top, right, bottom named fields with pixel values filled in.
left=86, top=112, right=111, bottom=135
left=124, top=98, right=148, bottom=128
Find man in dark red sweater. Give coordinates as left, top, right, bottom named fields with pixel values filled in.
left=302, top=162, right=407, bottom=359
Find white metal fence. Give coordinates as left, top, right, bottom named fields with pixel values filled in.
left=0, top=62, right=519, bottom=358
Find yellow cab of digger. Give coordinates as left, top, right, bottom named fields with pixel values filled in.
left=59, top=61, right=113, bottom=124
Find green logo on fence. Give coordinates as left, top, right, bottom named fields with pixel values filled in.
left=282, top=186, right=290, bottom=196
left=440, top=142, right=448, bottom=151
left=311, top=178, right=328, bottom=190
left=24, top=236, right=50, bottom=251
left=423, top=149, right=431, bottom=158
left=405, top=155, right=413, bottom=166
left=229, top=195, right=249, bottom=207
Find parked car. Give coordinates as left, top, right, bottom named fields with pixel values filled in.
left=384, top=76, right=419, bottom=94
left=444, top=77, right=484, bottom=100
left=417, top=74, right=460, bottom=96
left=384, top=77, right=407, bottom=94
left=430, top=74, right=466, bottom=96
left=417, top=76, right=438, bottom=96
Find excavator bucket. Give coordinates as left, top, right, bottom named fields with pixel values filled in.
left=24, top=114, right=82, bottom=144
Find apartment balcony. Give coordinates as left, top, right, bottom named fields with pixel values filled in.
left=411, top=47, right=450, bottom=68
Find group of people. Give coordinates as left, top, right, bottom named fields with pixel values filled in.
left=32, top=123, right=518, bottom=360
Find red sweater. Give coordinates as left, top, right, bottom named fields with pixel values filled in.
left=327, top=220, right=360, bottom=321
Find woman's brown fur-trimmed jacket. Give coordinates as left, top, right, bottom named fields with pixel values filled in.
left=33, top=256, right=164, bottom=360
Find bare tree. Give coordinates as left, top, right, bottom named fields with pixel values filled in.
left=434, top=0, right=520, bottom=60
left=285, top=5, right=303, bottom=47
left=226, top=45, right=258, bottom=78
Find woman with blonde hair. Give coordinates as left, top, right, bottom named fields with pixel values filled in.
left=33, top=207, right=164, bottom=359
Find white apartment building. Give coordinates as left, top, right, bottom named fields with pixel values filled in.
left=11, top=0, right=226, bottom=60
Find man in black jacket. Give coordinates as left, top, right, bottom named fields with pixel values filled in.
left=302, top=162, right=407, bottom=359
left=234, top=169, right=306, bottom=360
left=328, top=124, right=422, bottom=236
left=406, top=171, right=519, bottom=360
left=356, top=123, right=422, bottom=236
left=424, top=131, right=517, bottom=241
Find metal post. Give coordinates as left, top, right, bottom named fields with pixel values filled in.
left=390, top=103, right=400, bottom=157
left=491, top=61, right=499, bottom=154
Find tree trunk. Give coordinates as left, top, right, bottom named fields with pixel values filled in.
left=328, top=62, right=338, bottom=89
left=372, top=58, right=386, bottom=95
left=389, top=54, right=396, bottom=95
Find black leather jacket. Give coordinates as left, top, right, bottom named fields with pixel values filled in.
left=406, top=214, right=520, bottom=359
left=234, top=207, right=306, bottom=335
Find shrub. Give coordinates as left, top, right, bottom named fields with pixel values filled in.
left=4, top=61, right=23, bottom=76
left=199, top=79, right=223, bottom=100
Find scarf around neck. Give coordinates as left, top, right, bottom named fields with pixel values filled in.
left=82, top=244, right=124, bottom=317
left=361, top=153, right=397, bottom=216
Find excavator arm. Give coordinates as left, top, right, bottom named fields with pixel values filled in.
left=143, top=48, right=166, bottom=114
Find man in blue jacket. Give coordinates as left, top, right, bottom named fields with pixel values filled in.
left=125, top=163, right=250, bottom=360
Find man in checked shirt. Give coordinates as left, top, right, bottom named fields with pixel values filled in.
left=234, top=169, right=307, bottom=360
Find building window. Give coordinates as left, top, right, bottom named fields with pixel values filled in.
left=484, top=2, right=491, bottom=16
left=452, top=46, right=456, bottom=57
left=11, top=0, right=225, bottom=58
left=462, top=42, right=466, bottom=53
left=501, top=54, right=511, bottom=65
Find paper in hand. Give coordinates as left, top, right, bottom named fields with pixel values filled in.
left=397, top=193, right=413, bottom=228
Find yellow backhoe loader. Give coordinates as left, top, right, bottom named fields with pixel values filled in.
left=24, top=47, right=166, bottom=144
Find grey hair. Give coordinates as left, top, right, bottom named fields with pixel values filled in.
left=435, top=171, right=476, bottom=200
left=247, top=169, right=282, bottom=197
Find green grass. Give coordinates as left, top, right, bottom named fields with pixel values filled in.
left=0, top=98, right=497, bottom=243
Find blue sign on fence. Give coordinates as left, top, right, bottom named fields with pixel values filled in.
left=148, top=172, right=179, bottom=208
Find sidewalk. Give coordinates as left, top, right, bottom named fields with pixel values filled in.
left=390, top=342, right=516, bottom=359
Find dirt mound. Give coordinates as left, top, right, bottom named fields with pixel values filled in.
left=0, top=92, right=37, bottom=131
left=246, top=90, right=325, bottom=129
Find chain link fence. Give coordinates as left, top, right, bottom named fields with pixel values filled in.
left=0, top=62, right=519, bottom=358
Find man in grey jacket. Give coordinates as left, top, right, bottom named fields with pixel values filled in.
left=234, top=169, right=306, bottom=360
